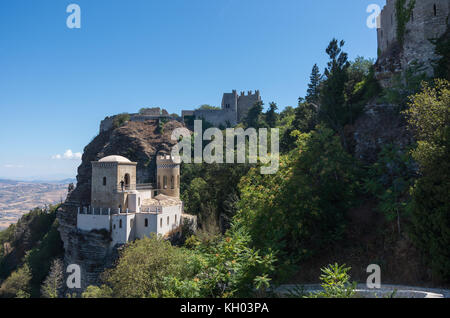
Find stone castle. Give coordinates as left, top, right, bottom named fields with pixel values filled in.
left=375, top=0, right=449, bottom=87
left=77, top=153, right=194, bottom=247
left=99, top=90, right=262, bottom=132
left=182, top=90, right=262, bottom=127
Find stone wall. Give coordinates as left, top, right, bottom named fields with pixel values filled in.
left=376, top=0, right=450, bottom=86
left=193, top=108, right=237, bottom=127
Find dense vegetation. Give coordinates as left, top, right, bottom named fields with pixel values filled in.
left=2, top=33, right=448, bottom=297
left=0, top=205, right=64, bottom=298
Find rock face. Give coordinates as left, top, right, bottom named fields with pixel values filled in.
left=350, top=103, right=413, bottom=163
left=57, top=119, right=185, bottom=292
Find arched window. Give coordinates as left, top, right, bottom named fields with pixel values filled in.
left=145, top=218, right=148, bottom=227
left=163, top=176, right=167, bottom=189
left=119, top=220, right=122, bottom=228
left=434, top=4, right=437, bottom=17
left=160, top=218, right=162, bottom=228
left=124, top=174, right=130, bottom=186
left=171, top=176, right=174, bottom=189
left=167, top=216, right=170, bottom=225
left=103, top=177, right=107, bottom=186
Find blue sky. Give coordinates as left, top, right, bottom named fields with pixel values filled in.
left=0, top=0, right=385, bottom=180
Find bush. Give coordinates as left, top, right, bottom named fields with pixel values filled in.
left=113, top=113, right=130, bottom=128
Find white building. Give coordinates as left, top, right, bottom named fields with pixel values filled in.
left=77, top=154, right=188, bottom=246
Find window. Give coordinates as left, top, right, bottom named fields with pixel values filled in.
left=103, top=177, right=107, bottom=186
left=177, top=175, right=180, bottom=188
left=175, top=215, right=177, bottom=224
left=124, top=174, right=130, bottom=186
left=160, top=218, right=162, bottom=228
left=119, top=220, right=122, bottom=228
left=138, top=198, right=141, bottom=206
left=157, top=176, right=161, bottom=189
left=163, top=176, right=167, bottom=189
left=113, top=224, right=116, bottom=229
left=434, top=4, right=437, bottom=17
left=145, top=218, right=148, bottom=227
left=171, top=176, right=174, bottom=189
left=411, top=11, right=414, bottom=22
left=167, top=216, right=169, bottom=225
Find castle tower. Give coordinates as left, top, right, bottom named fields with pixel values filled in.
left=237, top=90, right=262, bottom=123
left=91, top=155, right=137, bottom=209
left=156, top=153, right=180, bottom=198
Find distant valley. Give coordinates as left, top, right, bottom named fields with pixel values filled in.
left=0, top=179, right=72, bottom=231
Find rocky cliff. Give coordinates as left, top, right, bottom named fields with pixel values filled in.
left=57, top=119, right=185, bottom=292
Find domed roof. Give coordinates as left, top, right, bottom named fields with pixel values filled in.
left=98, top=155, right=131, bottom=163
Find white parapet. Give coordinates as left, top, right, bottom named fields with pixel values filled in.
left=77, top=213, right=111, bottom=232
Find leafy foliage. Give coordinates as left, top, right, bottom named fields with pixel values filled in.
left=364, top=145, right=417, bottom=234
left=307, top=263, right=356, bottom=298
left=237, top=127, right=359, bottom=272
left=403, top=79, right=450, bottom=280
left=0, top=264, right=32, bottom=298
left=113, top=113, right=130, bottom=129
left=85, top=229, right=275, bottom=298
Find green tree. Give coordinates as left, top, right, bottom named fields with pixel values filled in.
left=0, top=264, right=32, bottom=298
left=243, top=101, right=266, bottom=128
left=306, top=64, right=322, bottom=104
left=238, top=126, right=359, bottom=270
left=319, top=39, right=350, bottom=148
left=100, top=235, right=200, bottom=298
left=40, top=258, right=64, bottom=298
left=265, top=102, right=279, bottom=128
left=403, top=79, right=450, bottom=281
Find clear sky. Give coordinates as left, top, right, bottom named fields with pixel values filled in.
left=0, top=0, right=385, bottom=180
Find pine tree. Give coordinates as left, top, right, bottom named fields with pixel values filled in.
left=306, top=64, right=322, bottom=104
left=41, top=258, right=64, bottom=298
left=265, top=102, right=279, bottom=128
left=319, top=39, right=350, bottom=149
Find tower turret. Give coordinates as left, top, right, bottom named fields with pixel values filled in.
left=156, top=153, right=180, bottom=198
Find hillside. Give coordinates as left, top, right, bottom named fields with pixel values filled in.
left=0, top=180, right=69, bottom=231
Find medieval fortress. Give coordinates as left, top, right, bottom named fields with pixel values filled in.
left=77, top=154, right=193, bottom=247
left=375, top=0, right=449, bottom=86
left=99, top=90, right=262, bottom=132
left=182, top=90, right=262, bottom=127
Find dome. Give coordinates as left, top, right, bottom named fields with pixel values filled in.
left=98, top=155, right=131, bottom=163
